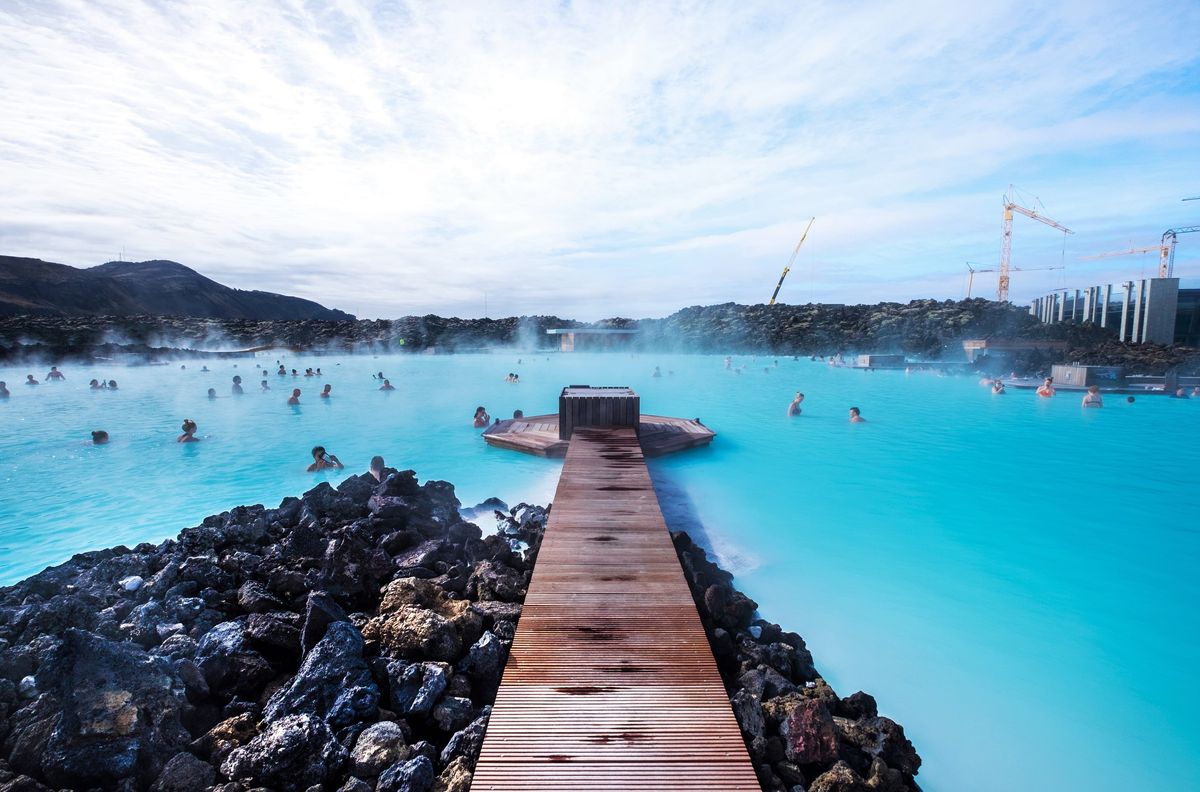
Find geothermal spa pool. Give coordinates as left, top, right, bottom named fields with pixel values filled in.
left=1, top=352, right=1198, bottom=790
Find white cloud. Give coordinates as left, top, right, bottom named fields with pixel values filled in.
left=1, top=0, right=1198, bottom=319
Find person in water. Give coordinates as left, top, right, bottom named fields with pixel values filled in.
left=849, top=406, right=866, bottom=423
left=513, top=409, right=524, bottom=419
left=177, top=419, right=200, bottom=442
left=652, top=366, right=662, bottom=378
left=46, top=366, right=65, bottom=381
left=1036, top=378, right=1055, bottom=397
left=232, top=375, right=244, bottom=394
left=200, top=366, right=210, bottom=372
left=1126, top=396, right=1136, bottom=404
left=207, top=388, right=217, bottom=399
left=89, top=379, right=101, bottom=389
left=369, top=455, right=387, bottom=482
left=277, top=365, right=286, bottom=376
left=261, top=380, right=270, bottom=391
left=307, top=446, right=344, bottom=472
left=473, top=406, right=490, bottom=427
left=91, top=430, right=109, bottom=445
left=320, top=384, right=332, bottom=398
left=380, top=379, right=395, bottom=391
left=992, top=379, right=1006, bottom=394
left=107, top=380, right=118, bottom=390
left=288, top=388, right=301, bottom=405
left=0, top=381, right=9, bottom=398
left=25, top=375, right=38, bottom=386
left=787, top=392, right=804, bottom=416
left=1082, top=385, right=1103, bottom=408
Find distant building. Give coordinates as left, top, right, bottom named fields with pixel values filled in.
left=1030, top=277, right=1199, bottom=346
left=546, top=327, right=639, bottom=352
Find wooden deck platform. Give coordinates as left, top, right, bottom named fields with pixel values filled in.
left=482, top=414, right=715, bottom=458
left=470, top=427, right=757, bottom=791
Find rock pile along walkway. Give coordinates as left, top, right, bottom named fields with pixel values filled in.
left=471, top=426, right=759, bottom=791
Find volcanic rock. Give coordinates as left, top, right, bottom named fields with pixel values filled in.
left=263, top=621, right=378, bottom=728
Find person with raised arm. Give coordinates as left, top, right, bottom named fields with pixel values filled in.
left=307, top=446, right=344, bottom=472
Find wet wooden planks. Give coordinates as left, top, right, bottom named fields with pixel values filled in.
left=481, top=414, right=714, bottom=459
left=470, top=427, right=757, bottom=791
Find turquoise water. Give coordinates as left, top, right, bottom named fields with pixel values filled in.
left=1, top=352, right=1198, bottom=791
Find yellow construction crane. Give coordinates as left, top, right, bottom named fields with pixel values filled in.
left=999, top=187, right=1073, bottom=302
left=768, top=217, right=815, bottom=305
left=965, top=261, right=1063, bottom=298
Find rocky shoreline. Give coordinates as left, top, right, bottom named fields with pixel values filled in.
left=0, top=469, right=921, bottom=792
left=2, top=301, right=1196, bottom=376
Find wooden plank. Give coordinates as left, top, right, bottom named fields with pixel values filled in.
left=470, top=427, right=757, bottom=792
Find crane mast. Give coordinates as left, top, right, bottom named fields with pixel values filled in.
left=768, top=217, right=815, bottom=305
left=998, top=189, right=1073, bottom=302
left=1159, top=226, right=1200, bottom=277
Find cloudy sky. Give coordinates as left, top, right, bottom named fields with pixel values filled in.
left=2, top=1, right=1199, bottom=319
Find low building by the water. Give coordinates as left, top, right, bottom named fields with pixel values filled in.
left=961, top=338, right=1070, bottom=363
left=1051, top=364, right=1125, bottom=388
left=852, top=353, right=906, bottom=369
left=545, top=327, right=638, bottom=352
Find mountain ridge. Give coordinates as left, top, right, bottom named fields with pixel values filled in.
left=0, top=256, right=354, bottom=320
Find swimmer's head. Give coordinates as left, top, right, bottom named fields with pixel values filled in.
left=181, top=419, right=197, bottom=434
left=312, top=446, right=326, bottom=460
left=849, top=406, right=861, bottom=418
left=207, top=388, right=216, bottom=398
left=91, top=430, right=109, bottom=444
left=1127, top=396, right=1135, bottom=403
left=233, top=375, right=242, bottom=384
left=1088, top=385, right=1099, bottom=393
left=513, top=409, right=524, bottom=418
left=292, top=388, right=301, bottom=397
left=370, top=455, right=385, bottom=472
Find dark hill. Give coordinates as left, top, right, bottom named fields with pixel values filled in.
left=0, top=256, right=354, bottom=320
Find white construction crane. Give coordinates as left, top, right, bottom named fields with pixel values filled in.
left=998, top=187, right=1073, bottom=302
left=965, top=261, right=1063, bottom=299
left=1081, top=229, right=1200, bottom=278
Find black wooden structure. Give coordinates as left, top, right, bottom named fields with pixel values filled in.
left=558, top=386, right=640, bottom=440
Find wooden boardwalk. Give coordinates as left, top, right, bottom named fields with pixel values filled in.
left=482, top=414, right=716, bottom=458
left=470, top=427, right=758, bottom=791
